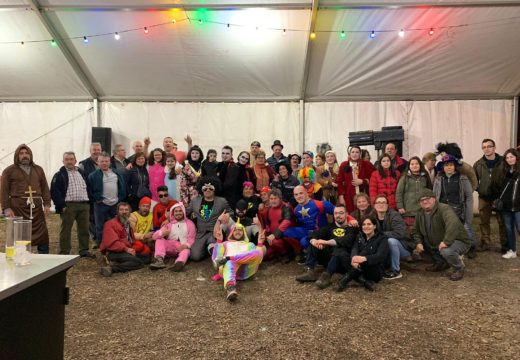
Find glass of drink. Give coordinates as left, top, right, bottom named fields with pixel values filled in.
left=5, top=216, right=23, bottom=260
left=13, top=220, right=32, bottom=266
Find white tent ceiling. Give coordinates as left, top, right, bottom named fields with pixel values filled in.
left=0, top=0, right=519, bottom=101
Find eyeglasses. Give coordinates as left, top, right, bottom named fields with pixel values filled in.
left=202, top=186, right=215, bottom=192
left=419, top=197, right=432, bottom=202
left=482, top=145, right=495, bottom=149
left=374, top=201, right=388, bottom=205
left=158, top=194, right=168, bottom=198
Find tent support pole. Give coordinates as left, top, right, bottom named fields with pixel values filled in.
left=299, top=0, right=318, bottom=101
left=513, top=96, right=519, bottom=148
left=300, top=100, right=305, bottom=154
left=93, top=99, right=100, bottom=127
left=27, top=0, right=99, bottom=100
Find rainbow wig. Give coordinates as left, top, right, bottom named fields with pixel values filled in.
left=298, top=167, right=316, bottom=184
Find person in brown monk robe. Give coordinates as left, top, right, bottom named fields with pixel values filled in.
left=1, top=144, right=51, bottom=253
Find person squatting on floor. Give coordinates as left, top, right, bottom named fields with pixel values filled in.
left=211, top=217, right=266, bottom=301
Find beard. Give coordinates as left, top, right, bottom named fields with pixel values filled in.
left=118, top=213, right=130, bottom=225
left=20, top=158, right=30, bottom=165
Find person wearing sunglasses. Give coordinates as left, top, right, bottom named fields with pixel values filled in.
left=152, top=186, right=178, bottom=230
left=186, top=176, right=234, bottom=261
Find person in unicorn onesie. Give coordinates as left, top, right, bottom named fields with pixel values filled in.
left=212, top=215, right=266, bottom=301
left=149, top=202, right=196, bottom=272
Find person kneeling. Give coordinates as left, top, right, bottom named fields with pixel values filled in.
left=150, top=202, right=196, bottom=272
left=336, top=217, right=389, bottom=292
left=100, top=202, right=151, bottom=277
left=212, top=217, right=266, bottom=301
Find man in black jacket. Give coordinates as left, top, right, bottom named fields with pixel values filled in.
left=51, top=151, right=95, bottom=258
left=78, top=142, right=102, bottom=244
left=296, top=204, right=358, bottom=289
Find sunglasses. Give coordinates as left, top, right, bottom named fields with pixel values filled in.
left=158, top=194, right=169, bottom=198
left=202, top=186, right=215, bottom=192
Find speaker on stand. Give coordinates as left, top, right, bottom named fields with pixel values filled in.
left=91, top=127, right=112, bottom=155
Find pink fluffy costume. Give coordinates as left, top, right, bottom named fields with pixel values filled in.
left=212, top=222, right=265, bottom=289
left=152, top=202, right=196, bottom=266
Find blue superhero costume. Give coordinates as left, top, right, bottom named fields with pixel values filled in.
left=284, top=199, right=335, bottom=248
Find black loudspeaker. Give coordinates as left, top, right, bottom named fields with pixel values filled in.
left=92, top=127, right=112, bottom=154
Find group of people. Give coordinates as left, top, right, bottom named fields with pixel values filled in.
left=1, top=136, right=518, bottom=301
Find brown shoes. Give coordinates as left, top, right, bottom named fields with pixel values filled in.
left=100, top=266, right=112, bottom=277
left=450, top=269, right=465, bottom=281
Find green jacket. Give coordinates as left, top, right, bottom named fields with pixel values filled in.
left=395, top=171, right=432, bottom=217
left=473, top=154, right=503, bottom=200
left=412, top=202, right=470, bottom=248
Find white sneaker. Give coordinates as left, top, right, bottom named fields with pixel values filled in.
left=502, top=250, right=517, bottom=259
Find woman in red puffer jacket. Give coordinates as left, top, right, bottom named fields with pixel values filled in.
left=370, top=154, right=401, bottom=209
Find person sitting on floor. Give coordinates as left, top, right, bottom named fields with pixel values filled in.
left=335, top=216, right=389, bottom=292
left=185, top=176, right=234, bottom=261
left=295, top=204, right=358, bottom=290
left=129, top=196, right=155, bottom=253
left=411, top=188, right=469, bottom=281
left=99, top=202, right=151, bottom=277
left=150, top=202, right=196, bottom=272
left=212, top=216, right=266, bottom=301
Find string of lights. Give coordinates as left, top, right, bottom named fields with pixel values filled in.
left=3, top=13, right=520, bottom=47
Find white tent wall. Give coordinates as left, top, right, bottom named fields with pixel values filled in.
left=305, top=99, right=513, bottom=213
left=0, top=102, right=95, bottom=187
left=100, top=102, right=302, bottom=158
left=305, top=99, right=513, bottom=163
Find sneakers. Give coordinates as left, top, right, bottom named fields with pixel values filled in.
left=149, top=257, right=166, bottom=270
left=450, top=269, right=465, bottom=281
left=170, top=261, right=185, bottom=272
left=425, top=262, right=450, bottom=272
left=502, top=250, right=517, bottom=259
left=295, top=267, right=318, bottom=282
left=226, top=284, right=238, bottom=301
left=383, top=270, right=403, bottom=280
left=315, top=272, right=332, bottom=289
left=100, top=266, right=112, bottom=277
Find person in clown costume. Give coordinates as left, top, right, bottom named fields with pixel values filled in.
left=298, top=167, right=323, bottom=201
left=212, top=214, right=266, bottom=301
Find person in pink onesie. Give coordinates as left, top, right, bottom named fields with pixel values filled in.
left=149, top=202, right=196, bottom=272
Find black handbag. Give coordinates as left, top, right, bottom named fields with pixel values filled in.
left=493, top=178, right=517, bottom=211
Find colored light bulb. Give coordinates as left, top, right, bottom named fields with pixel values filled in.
left=399, top=29, right=404, bottom=38
left=370, top=31, right=376, bottom=39
left=199, top=19, right=203, bottom=24
left=282, top=29, right=287, bottom=36
left=83, top=36, right=89, bottom=44
left=51, top=39, right=57, bottom=47
left=429, top=28, right=435, bottom=36
left=114, top=32, right=120, bottom=40
left=340, top=31, right=345, bottom=39
left=171, top=19, right=176, bottom=24
left=21, top=41, right=25, bottom=48
left=144, top=27, right=149, bottom=34
left=310, top=31, right=316, bottom=39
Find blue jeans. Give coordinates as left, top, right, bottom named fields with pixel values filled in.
left=464, top=223, right=476, bottom=247
left=284, top=227, right=312, bottom=248
left=501, top=211, right=520, bottom=252
left=94, top=202, right=118, bottom=245
left=387, top=238, right=411, bottom=272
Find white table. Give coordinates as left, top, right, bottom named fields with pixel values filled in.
left=0, top=253, right=79, bottom=359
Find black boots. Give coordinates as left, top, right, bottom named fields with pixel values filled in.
left=356, top=274, right=376, bottom=291
left=335, top=273, right=376, bottom=292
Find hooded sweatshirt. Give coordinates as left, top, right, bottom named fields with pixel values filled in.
left=152, top=202, right=196, bottom=248
left=1, top=144, right=51, bottom=211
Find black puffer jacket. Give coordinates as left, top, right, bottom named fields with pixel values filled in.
left=494, top=171, right=520, bottom=212
left=351, top=231, right=389, bottom=266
